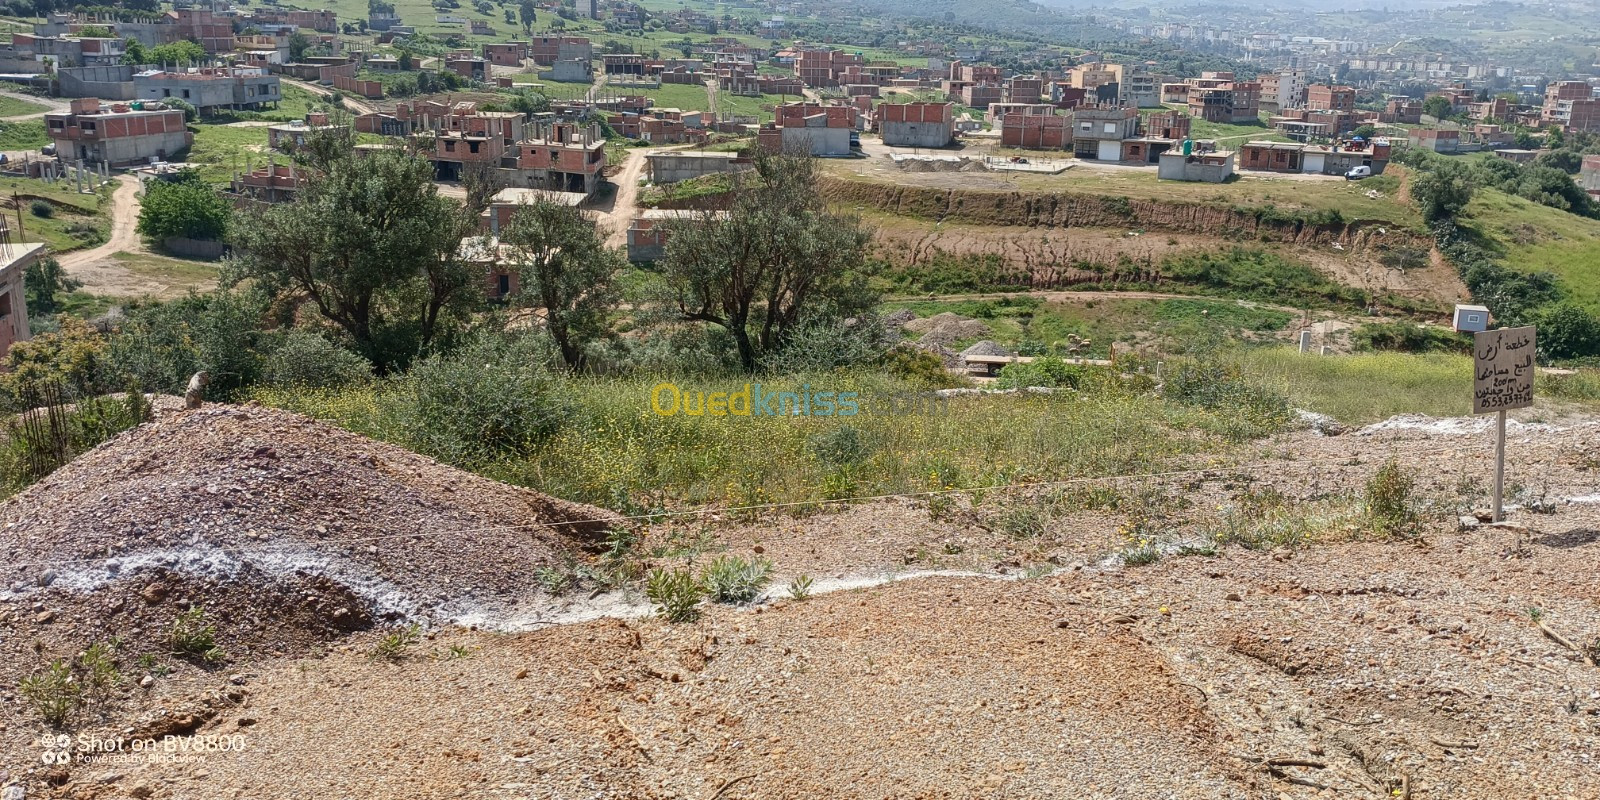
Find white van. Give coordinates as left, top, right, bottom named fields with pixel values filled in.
left=1345, top=165, right=1372, bottom=180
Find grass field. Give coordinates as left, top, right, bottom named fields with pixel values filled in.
left=205, top=86, right=326, bottom=123
left=826, top=159, right=1422, bottom=229
left=1239, top=348, right=1474, bottom=423
left=0, top=95, right=48, bottom=118
left=255, top=369, right=1268, bottom=510
left=715, top=91, right=794, bottom=122
left=0, top=175, right=107, bottom=213
left=181, top=124, right=271, bottom=184
left=0, top=175, right=110, bottom=254
left=1463, top=188, right=1600, bottom=313
left=110, top=250, right=222, bottom=293
left=0, top=119, right=48, bottom=150
left=614, top=82, right=711, bottom=113
left=884, top=296, right=1295, bottom=357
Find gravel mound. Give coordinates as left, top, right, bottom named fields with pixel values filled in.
left=883, top=308, right=918, bottom=328
left=961, top=339, right=1013, bottom=358
left=906, top=312, right=992, bottom=347
left=0, top=404, right=614, bottom=658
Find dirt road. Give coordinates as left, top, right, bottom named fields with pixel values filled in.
left=52, top=174, right=174, bottom=297
left=600, top=146, right=650, bottom=248
left=280, top=77, right=376, bottom=116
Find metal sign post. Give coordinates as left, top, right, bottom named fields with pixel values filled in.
left=1473, top=326, right=1536, bottom=522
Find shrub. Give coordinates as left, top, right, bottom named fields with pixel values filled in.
left=76, top=640, right=124, bottom=700
left=1162, top=359, right=1293, bottom=439
left=877, top=344, right=959, bottom=389
left=29, top=199, right=52, bottom=218
left=996, top=356, right=1090, bottom=390
left=20, top=660, right=80, bottom=726
left=1534, top=304, right=1600, bottom=361
left=808, top=424, right=870, bottom=467
left=0, top=385, right=151, bottom=496
left=107, top=290, right=271, bottom=400
left=1365, top=459, right=1418, bottom=537
left=759, top=314, right=891, bottom=374
left=397, top=331, right=573, bottom=466
left=645, top=567, right=704, bottom=622
left=169, top=607, right=226, bottom=662
left=1352, top=322, right=1470, bottom=354
left=262, top=331, right=372, bottom=389
left=700, top=554, right=773, bottom=604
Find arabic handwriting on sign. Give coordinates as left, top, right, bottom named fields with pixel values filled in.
left=1473, top=326, right=1536, bottom=415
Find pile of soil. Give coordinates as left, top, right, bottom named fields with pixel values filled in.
left=0, top=405, right=614, bottom=664
left=905, top=312, right=991, bottom=347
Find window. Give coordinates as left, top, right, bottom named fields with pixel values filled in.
left=444, top=141, right=456, bottom=152
left=1467, top=314, right=1482, bottom=323
left=182, top=89, right=190, bottom=99
left=1103, top=122, right=1116, bottom=134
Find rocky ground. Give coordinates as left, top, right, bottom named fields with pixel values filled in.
left=2, top=407, right=1599, bottom=798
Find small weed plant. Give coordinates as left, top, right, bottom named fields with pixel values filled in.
left=700, top=555, right=773, bottom=604
left=646, top=567, right=705, bottom=622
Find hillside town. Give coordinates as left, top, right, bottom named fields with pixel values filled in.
left=0, top=0, right=1598, bottom=798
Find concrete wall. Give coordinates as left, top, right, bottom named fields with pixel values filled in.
left=646, top=152, right=750, bottom=183
left=881, top=120, right=953, bottom=148
left=779, top=126, right=850, bottom=156
left=58, top=65, right=136, bottom=99
left=541, top=59, right=590, bottom=83
left=134, top=73, right=281, bottom=110
left=1157, top=151, right=1234, bottom=183
left=58, top=129, right=191, bottom=167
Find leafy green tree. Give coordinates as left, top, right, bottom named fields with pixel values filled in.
left=1421, top=95, right=1454, bottom=121
left=228, top=141, right=479, bottom=372
left=24, top=256, right=81, bottom=316
left=1534, top=148, right=1582, bottom=174
left=136, top=171, right=231, bottom=243
left=163, top=97, right=197, bottom=121
left=519, top=0, right=536, bottom=32
left=658, top=152, right=876, bottom=371
left=150, top=41, right=206, bottom=66
left=1546, top=126, right=1565, bottom=150
left=77, top=25, right=114, bottom=38
left=501, top=200, right=623, bottom=370
left=1410, top=160, right=1476, bottom=224
left=289, top=32, right=312, bottom=62
left=120, top=38, right=148, bottom=66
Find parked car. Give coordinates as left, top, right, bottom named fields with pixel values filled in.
left=1345, top=165, right=1372, bottom=180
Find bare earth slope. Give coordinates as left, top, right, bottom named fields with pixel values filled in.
left=3, top=413, right=1600, bottom=798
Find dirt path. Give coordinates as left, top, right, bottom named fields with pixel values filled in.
left=53, top=174, right=164, bottom=296
left=281, top=77, right=376, bottom=116
left=600, top=147, right=651, bottom=248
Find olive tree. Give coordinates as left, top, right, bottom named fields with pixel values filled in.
left=657, top=152, right=876, bottom=371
